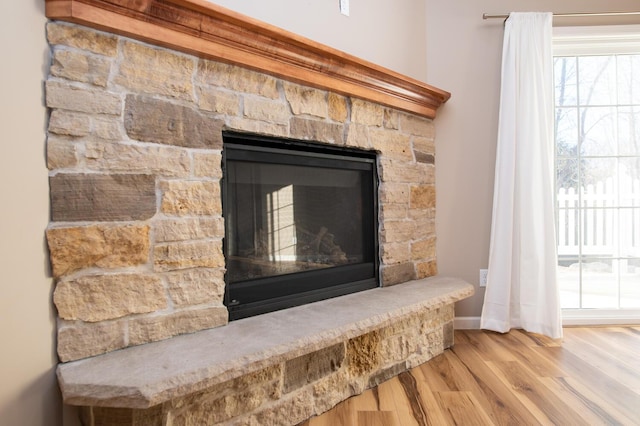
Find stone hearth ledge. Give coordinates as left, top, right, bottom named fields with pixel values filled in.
left=58, top=276, right=473, bottom=409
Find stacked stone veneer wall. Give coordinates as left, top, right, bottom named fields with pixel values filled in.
left=45, top=21, right=437, bottom=363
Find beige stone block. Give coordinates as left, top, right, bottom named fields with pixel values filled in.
left=50, top=48, right=111, bottom=87
left=328, top=92, right=348, bottom=122
left=409, top=209, right=436, bottom=225
left=411, top=238, right=437, bottom=261
left=380, top=203, right=407, bottom=221
left=284, top=82, right=328, bottom=118
left=47, top=137, right=79, bottom=170
left=284, top=343, right=345, bottom=393
left=197, top=60, right=279, bottom=99
left=46, top=81, right=121, bottom=115
left=410, top=184, right=436, bottom=209
left=165, top=268, right=225, bottom=306
left=124, top=95, right=223, bottom=149
left=54, top=274, right=167, bottom=322
left=46, top=224, right=150, bottom=278
left=379, top=182, right=410, bottom=204
left=400, top=113, right=435, bottom=137
left=160, top=180, right=220, bottom=216
left=193, top=152, right=223, bottom=179
left=154, top=217, right=223, bottom=242
left=347, top=331, right=381, bottom=375
left=381, top=220, right=416, bottom=244
left=243, top=97, right=290, bottom=123
left=47, top=23, right=118, bottom=56
left=115, top=40, right=195, bottom=100
left=381, top=242, right=411, bottom=265
left=48, top=110, right=91, bottom=137
left=351, top=99, right=383, bottom=126
left=57, top=321, right=126, bottom=362
left=154, top=239, right=224, bottom=271
left=381, top=262, right=416, bottom=286
left=344, top=123, right=371, bottom=149
left=416, top=260, right=438, bottom=279
left=196, top=86, right=240, bottom=115
left=90, top=406, right=164, bottom=426
left=92, top=116, right=123, bottom=140
left=379, top=159, right=434, bottom=184
left=226, top=117, right=289, bottom=138
left=370, top=128, right=413, bottom=162
left=413, top=135, right=435, bottom=155
left=85, top=141, right=190, bottom=177
left=250, top=389, right=315, bottom=426
left=127, top=306, right=228, bottom=346
left=384, top=108, right=400, bottom=130
left=290, top=117, right=344, bottom=144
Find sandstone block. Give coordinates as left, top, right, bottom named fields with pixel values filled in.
left=160, top=180, right=220, bottom=216
left=310, top=369, right=356, bottom=415
left=347, top=331, right=381, bottom=375
left=351, top=99, right=383, bottom=127
left=47, top=137, right=79, bottom=170
left=46, top=81, right=121, bottom=115
left=244, top=97, right=290, bottom=123
left=92, top=116, right=123, bottom=140
left=379, top=159, right=434, bottom=184
left=154, top=217, right=223, bottom=243
left=89, top=406, right=164, bottom=426
left=47, top=23, right=118, bottom=56
left=328, top=92, right=348, bottom=122
left=379, top=182, right=410, bottom=204
left=381, top=242, right=411, bottom=265
left=196, top=86, right=240, bottom=115
left=48, top=110, right=91, bottom=137
left=368, top=362, right=407, bottom=388
left=381, top=220, right=416, bottom=244
left=410, top=184, right=436, bottom=209
left=284, top=82, right=328, bottom=118
left=193, top=152, right=223, bottom=179
left=124, top=95, right=223, bottom=149
left=284, top=343, right=345, bottom=393
left=85, top=141, right=190, bottom=177
left=345, top=123, right=371, bottom=149
left=46, top=224, right=150, bottom=278
left=384, top=108, right=400, bottom=130
left=127, top=306, right=228, bottom=346
left=54, top=274, right=167, bottom=322
left=115, top=40, right=195, bottom=100
left=165, top=268, right=225, bottom=306
left=251, top=389, right=315, bottom=426
left=226, top=117, right=289, bottom=138
left=290, top=117, right=344, bottom=144
left=57, top=321, right=126, bottom=362
left=154, top=239, right=224, bottom=271
left=50, top=173, right=156, bottom=222
left=197, top=60, right=279, bottom=99
left=400, top=113, right=435, bottom=137
left=380, top=203, right=408, bottom=221
left=416, top=260, right=438, bottom=279
left=381, top=262, right=416, bottom=286
left=411, top=238, right=436, bottom=261
left=413, top=135, right=435, bottom=154
left=370, top=128, right=413, bottom=162
left=443, top=321, right=454, bottom=349
left=50, top=48, right=111, bottom=87
left=414, top=151, right=435, bottom=165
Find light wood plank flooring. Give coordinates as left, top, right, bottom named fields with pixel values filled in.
left=300, top=326, right=640, bottom=426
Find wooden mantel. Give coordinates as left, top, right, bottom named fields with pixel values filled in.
left=45, top=0, right=450, bottom=119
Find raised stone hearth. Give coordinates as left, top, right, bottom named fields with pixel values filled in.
left=43, top=1, right=465, bottom=424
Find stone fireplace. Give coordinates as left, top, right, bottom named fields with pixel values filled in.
left=44, top=0, right=472, bottom=424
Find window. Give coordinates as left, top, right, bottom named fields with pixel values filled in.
left=554, top=26, right=640, bottom=314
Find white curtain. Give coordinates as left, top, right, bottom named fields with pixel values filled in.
left=480, top=12, right=563, bottom=339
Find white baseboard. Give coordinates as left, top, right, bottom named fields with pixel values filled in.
left=454, top=316, right=481, bottom=329
left=454, top=312, right=640, bottom=329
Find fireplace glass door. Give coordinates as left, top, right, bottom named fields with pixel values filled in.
left=223, top=133, right=379, bottom=320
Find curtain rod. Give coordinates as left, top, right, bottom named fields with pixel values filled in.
left=483, top=11, right=640, bottom=20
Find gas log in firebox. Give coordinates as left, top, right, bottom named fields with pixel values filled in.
left=222, top=132, right=380, bottom=319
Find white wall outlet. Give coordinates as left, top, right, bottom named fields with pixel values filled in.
left=340, top=0, right=350, bottom=16
left=479, top=269, right=488, bottom=287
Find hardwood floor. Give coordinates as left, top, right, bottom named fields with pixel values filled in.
left=300, top=326, right=640, bottom=426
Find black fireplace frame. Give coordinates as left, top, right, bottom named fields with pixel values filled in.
left=221, top=132, right=380, bottom=320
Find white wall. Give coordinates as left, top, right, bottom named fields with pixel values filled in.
left=0, top=1, right=61, bottom=426
left=206, top=0, right=427, bottom=80
left=426, top=0, right=640, bottom=319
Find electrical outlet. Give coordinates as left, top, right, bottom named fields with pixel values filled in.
left=479, top=269, right=488, bottom=287
left=340, top=0, right=350, bottom=16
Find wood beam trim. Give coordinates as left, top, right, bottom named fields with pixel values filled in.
left=45, top=0, right=450, bottom=119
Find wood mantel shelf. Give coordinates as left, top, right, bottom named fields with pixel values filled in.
left=45, top=0, right=450, bottom=119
